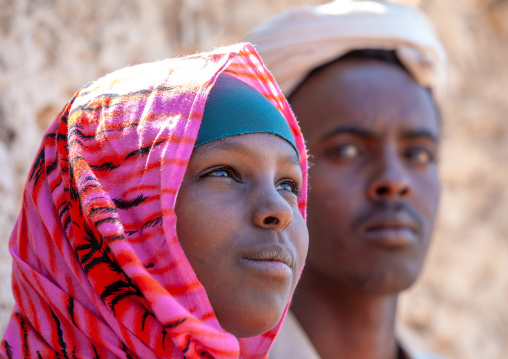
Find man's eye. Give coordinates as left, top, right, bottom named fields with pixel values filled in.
left=276, top=180, right=300, bottom=195
left=405, top=148, right=434, bottom=165
left=326, top=144, right=360, bottom=160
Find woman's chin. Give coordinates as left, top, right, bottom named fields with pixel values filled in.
left=226, top=317, right=282, bottom=339
left=217, top=302, right=286, bottom=339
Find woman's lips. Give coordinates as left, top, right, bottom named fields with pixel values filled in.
left=240, top=245, right=294, bottom=278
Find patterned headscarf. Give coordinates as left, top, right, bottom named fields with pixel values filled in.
left=1, top=43, right=307, bottom=359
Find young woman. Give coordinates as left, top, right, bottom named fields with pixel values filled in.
left=1, top=43, right=308, bottom=358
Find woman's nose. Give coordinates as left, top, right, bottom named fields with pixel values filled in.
left=251, top=187, right=293, bottom=232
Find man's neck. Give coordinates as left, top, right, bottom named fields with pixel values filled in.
left=291, top=268, right=400, bottom=359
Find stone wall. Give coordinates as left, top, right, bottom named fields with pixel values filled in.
left=1, top=1, right=507, bottom=358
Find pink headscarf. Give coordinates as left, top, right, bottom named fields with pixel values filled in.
left=2, top=43, right=307, bottom=359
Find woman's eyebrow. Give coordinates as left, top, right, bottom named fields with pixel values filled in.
left=197, top=139, right=301, bottom=167
left=278, top=152, right=301, bottom=169
left=192, top=140, right=256, bottom=162
left=202, top=139, right=250, bottom=155
left=218, top=141, right=301, bottom=168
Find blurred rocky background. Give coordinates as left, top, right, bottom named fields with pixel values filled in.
left=0, top=0, right=507, bottom=358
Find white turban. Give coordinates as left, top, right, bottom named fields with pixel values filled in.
left=246, top=0, right=447, bottom=98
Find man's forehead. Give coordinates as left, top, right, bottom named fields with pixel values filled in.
left=310, top=58, right=420, bottom=92
left=290, top=58, right=440, bottom=142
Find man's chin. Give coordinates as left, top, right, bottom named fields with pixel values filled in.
left=339, top=267, right=422, bottom=295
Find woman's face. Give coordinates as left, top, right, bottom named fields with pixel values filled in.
left=175, top=133, right=308, bottom=338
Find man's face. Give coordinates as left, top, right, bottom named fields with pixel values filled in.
left=289, top=58, right=440, bottom=294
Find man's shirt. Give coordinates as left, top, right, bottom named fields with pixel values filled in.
left=269, top=311, right=446, bottom=359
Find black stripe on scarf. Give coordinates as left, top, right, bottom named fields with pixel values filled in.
left=113, top=194, right=148, bottom=210
left=50, top=307, right=69, bottom=359
left=66, top=297, right=77, bottom=327
left=2, top=340, right=13, bottom=359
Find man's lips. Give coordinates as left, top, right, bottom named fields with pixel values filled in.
left=361, top=213, right=420, bottom=247
left=365, top=221, right=418, bottom=233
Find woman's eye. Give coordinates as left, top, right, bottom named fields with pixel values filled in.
left=405, top=148, right=434, bottom=165
left=201, top=167, right=237, bottom=179
left=276, top=180, right=300, bottom=195
left=326, top=143, right=360, bottom=160
left=208, top=169, right=230, bottom=177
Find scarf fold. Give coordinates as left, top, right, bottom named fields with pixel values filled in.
left=246, top=0, right=447, bottom=98
left=2, top=43, right=307, bottom=359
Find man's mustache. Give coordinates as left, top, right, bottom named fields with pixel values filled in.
left=352, top=201, right=423, bottom=232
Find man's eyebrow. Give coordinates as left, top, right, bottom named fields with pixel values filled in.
left=401, top=129, right=440, bottom=142
left=321, top=126, right=376, bottom=141
left=321, top=126, right=440, bottom=143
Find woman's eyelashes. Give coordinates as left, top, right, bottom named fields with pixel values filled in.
left=199, top=166, right=301, bottom=196
left=208, top=167, right=234, bottom=178
left=276, top=179, right=301, bottom=196
left=200, top=166, right=239, bottom=180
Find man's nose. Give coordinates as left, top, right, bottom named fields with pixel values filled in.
left=368, top=149, right=411, bottom=201
left=251, top=186, right=293, bottom=232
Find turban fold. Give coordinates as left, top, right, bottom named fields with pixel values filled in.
left=246, top=0, right=447, bottom=98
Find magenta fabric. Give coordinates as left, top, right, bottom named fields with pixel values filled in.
left=1, top=43, right=307, bottom=359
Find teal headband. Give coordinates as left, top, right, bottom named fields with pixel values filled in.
left=195, top=73, right=297, bottom=155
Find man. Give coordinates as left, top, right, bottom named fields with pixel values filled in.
left=246, top=1, right=447, bottom=358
